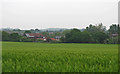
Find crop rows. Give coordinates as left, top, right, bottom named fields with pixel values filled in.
left=2, top=42, right=118, bottom=72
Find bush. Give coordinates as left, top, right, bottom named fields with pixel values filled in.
left=22, top=37, right=34, bottom=42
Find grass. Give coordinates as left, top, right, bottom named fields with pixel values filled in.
left=2, top=42, right=118, bottom=72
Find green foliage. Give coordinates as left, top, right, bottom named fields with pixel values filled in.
left=118, top=24, right=120, bottom=44
left=86, top=23, right=106, bottom=33
left=2, top=42, right=118, bottom=72
left=109, top=24, right=119, bottom=34
left=81, top=31, right=92, bottom=43
left=105, top=37, right=118, bottom=44
left=94, top=32, right=109, bottom=43
left=24, top=30, right=31, bottom=33
left=65, top=28, right=82, bottom=43
left=9, top=33, right=21, bottom=42
left=63, top=28, right=108, bottom=43
left=2, top=31, right=10, bottom=41
left=60, top=36, right=65, bottom=42
left=36, top=39, right=44, bottom=42
left=1, top=24, right=119, bottom=44
left=21, top=37, right=34, bottom=42
left=42, top=32, right=49, bottom=37
left=62, top=30, right=71, bottom=36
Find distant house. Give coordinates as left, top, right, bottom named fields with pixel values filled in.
left=49, top=32, right=54, bottom=35
left=109, top=32, right=118, bottom=37
left=111, top=34, right=118, bottom=37
left=55, top=36, right=61, bottom=39
left=55, top=36, right=61, bottom=41
left=25, top=33, right=46, bottom=41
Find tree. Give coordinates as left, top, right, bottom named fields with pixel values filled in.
left=62, top=30, right=71, bottom=36
left=118, top=24, right=120, bottom=44
left=108, top=24, right=119, bottom=34
left=81, top=31, right=92, bottom=43
left=94, top=32, right=108, bottom=43
left=2, top=31, right=10, bottom=41
left=108, top=24, right=119, bottom=44
left=106, top=37, right=118, bottom=44
left=86, top=23, right=106, bottom=33
left=35, top=29, right=39, bottom=31
left=85, top=24, right=108, bottom=43
left=60, top=36, right=65, bottom=42
left=30, top=29, right=34, bottom=31
left=21, top=37, right=34, bottom=42
left=64, top=28, right=82, bottom=43
left=63, top=29, right=94, bottom=43
left=24, top=30, right=31, bottom=33
left=46, top=37, right=51, bottom=42
left=9, top=33, right=21, bottom=42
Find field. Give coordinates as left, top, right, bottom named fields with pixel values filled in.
left=2, top=42, right=118, bottom=72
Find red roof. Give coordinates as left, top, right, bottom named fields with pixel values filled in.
left=50, top=38, right=56, bottom=41
left=26, top=33, right=44, bottom=37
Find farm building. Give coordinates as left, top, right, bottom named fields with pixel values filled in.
left=111, top=34, right=118, bottom=37
left=55, top=36, right=61, bottom=39
left=25, top=33, right=46, bottom=41
left=55, top=36, right=61, bottom=41
left=24, top=33, right=61, bottom=41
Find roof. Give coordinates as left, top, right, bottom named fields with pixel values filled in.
left=25, top=33, right=44, bottom=38
left=50, top=38, right=56, bottom=41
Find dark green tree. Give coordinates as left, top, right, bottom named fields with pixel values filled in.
left=65, top=28, right=82, bottom=43
left=108, top=24, right=119, bottom=34
left=81, top=31, right=92, bottom=43
left=2, top=31, right=10, bottom=41
left=24, top=30, right=31, bottom=33
left=86, top=23, right=106, bottom=33
left=9, top=33, right=21, bottom=42
left=94, top=32, right=108, bottom=43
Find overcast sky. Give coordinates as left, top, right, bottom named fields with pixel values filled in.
left=1, top=0, right=119, bottom=30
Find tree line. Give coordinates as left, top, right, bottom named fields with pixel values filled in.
left=1, top=23, right=120, bottom=44
left=61, top=29, right=108, bottom=43
left=61, top=23, right=119, bottom=44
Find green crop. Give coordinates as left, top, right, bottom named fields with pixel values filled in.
left=2, top=42, right=118, bottom=72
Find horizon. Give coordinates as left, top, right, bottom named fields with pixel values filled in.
left=1, top=23, right=118, bottom=30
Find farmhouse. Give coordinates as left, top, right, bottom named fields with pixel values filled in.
left=55, top=36, right=61, bottom=39
left=55, top=36, right=61, bottom=41
left=109, top=32, right=118, bottom=37
left=111, top=34, right=118, bottom=37
left=25, top=33, right=46, bottom=41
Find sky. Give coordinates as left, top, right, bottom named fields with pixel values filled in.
left=1, top=0, right=119, bottom=30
